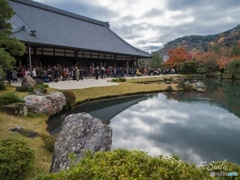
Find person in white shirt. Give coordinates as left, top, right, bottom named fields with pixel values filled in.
left=32, top=68, right=37, bottom=79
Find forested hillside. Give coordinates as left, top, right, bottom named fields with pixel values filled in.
left=158, top=24, right=240, bottom=54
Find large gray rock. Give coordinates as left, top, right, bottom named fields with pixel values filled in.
left=196, top=88, right=206, bottom=93
left=50, top=113, right=112, bottom=173
left=176, top=81, right=193, bottom=90
left=22, top=75, right=36, bottom=87
left=194, top=82, right=206, bottom=89
left=166, top=86, right=173, bottom=91
left=9, top=126, right=39, bottom=138
left=24, top=91, right=66, bottom=115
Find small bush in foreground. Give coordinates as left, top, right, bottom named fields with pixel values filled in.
left=37, top=149, right=213, bottom=180
left=0, top=137, right=35, bottom=180
left=0, top=92, right=23, bottom=106
left=61, top=90, right=76, bottom=109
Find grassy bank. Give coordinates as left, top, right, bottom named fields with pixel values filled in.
left=0, top=76, right=179, bottom=179
left=72, top=76, right=179, bottom=103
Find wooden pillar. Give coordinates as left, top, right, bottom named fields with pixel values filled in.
left=28, top=45, right=32, bottom=69
left=75, top=51, right=79, bottom=67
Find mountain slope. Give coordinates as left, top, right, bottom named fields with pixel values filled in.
left=158, top=24, right=240, bottom=54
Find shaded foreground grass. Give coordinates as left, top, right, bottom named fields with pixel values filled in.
left=0, top=76, right=179, bottom=179
left=0, top=112, right=52, bottom=179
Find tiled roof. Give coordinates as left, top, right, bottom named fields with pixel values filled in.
left=7, top=0, right=151, bottom=58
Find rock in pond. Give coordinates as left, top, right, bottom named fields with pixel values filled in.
left=197, top=88, right=206, bottom=93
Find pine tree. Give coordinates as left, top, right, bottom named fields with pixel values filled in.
left=0, top=0, right=25, bottom=78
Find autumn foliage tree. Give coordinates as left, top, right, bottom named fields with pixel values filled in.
left=195, top=51, right=219, bottom=72
left=216, top=44, right=240, bottom=70
left=165, top=46, right=191, bottom=68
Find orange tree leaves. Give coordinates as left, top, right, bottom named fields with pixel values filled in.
left=165, top=47, right=191, bottom=68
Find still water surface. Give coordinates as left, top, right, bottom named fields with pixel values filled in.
left=48, top=79, right=240, bottom=165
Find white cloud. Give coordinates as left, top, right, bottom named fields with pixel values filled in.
left=33, top=0, right=240, bottom=52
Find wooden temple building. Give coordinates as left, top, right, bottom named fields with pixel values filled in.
left=7, top=0, right=151, bottom=69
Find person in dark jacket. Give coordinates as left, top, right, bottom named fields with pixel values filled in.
left=94, top=66, right=99, bottom=80
left=6, top=69, right=12, bottom=84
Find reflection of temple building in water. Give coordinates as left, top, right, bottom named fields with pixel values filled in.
left=71, top=94, right=155, bottom=124
left=47, top=94, right=155, bottom=134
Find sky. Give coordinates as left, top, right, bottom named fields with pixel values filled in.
left=33, top=0, right=240, bottom=53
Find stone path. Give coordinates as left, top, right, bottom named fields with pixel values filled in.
left=11, top=75, right=177, bottom=90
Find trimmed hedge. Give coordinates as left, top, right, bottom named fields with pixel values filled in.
left=0, top=137, right=35, bottom=180
left=61, top=90, right=76, bottom=109
left=37, top=149, right=214, bottom=180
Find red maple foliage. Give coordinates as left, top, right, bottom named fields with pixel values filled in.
left=165, top=47, right=191, bottom=67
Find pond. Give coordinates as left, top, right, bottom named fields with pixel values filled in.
left=47, top=79, right=240, bottom=165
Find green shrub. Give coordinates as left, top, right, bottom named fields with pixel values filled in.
left=112, top=77, right=126, bottom=82
left=27, top=86, right=34, bottom=92
left=43, top=84, right=49, bottom=88
left=0, top=92, right=24, bottom=106
left=0, top=137, right=35, bottom=180
left=180, top=61, right=197, bottom=74
left=43, top=134, right=58, bottom=152
left=196, top=68, right=207, bottom=74
left=16, top=86, right=28, bottom=92
left=0, top=82, right=6, bottom=90
left=61, top=90, right=76, bottom=109
left=111, top=78, right=119, bottom=82
left=118, top=77, right=126, bottom=82
left=34, top=84, right=45, bottom=89
left=38, top=149, right=212, bottom=180
left=32, top=85, right=47, bottom=94
left=226, top=59, right=240, bottom=78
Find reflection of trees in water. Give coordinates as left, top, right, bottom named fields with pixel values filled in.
left=164, top=79, right=240, bottom=118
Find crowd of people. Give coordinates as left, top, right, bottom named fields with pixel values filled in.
left=4, top=64, right=177, bottom=83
